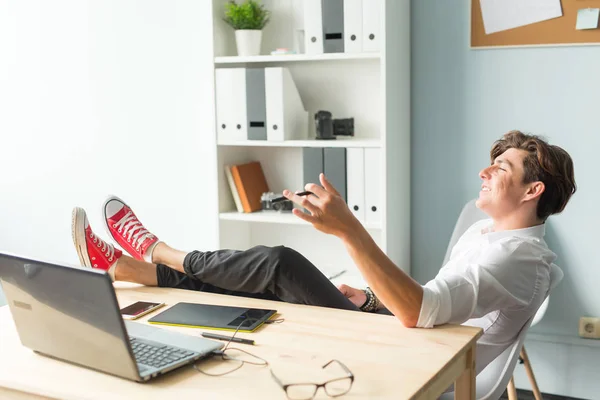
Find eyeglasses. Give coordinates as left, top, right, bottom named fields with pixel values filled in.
left=270, top=359, right=355, bottom=400
left=193, top=320, right=354, bottom=399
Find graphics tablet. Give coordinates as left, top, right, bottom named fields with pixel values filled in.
left=148, top=302, right=277, bottom=332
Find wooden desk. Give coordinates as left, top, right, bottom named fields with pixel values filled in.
left=0, top=285, right=481, bottom=399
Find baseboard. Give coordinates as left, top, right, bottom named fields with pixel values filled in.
left=501, top=389, right=588, bottom=400
left=527, top=332, right=600, bottom=348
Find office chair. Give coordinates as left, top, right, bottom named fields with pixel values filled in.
left=439, top=199, right=563, bottom=400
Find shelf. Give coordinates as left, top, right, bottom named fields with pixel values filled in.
left=217, top=138, right=381, bottom=148
left=214, top=52, right=380, bottom=66
left=219, top=211, right=382, bottom=230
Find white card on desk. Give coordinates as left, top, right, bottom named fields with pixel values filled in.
left=576, top=8, right=600, bottom=30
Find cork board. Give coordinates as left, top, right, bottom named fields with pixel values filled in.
left=471, top=0, right=600, bottom=48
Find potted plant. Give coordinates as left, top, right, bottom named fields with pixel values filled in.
left=223, top=0, right=270, bottom=56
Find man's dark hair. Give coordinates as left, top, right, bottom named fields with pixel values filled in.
left=490, top=130, right=576, bottom=221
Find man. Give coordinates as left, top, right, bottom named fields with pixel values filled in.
left=72, top=130, right=575, bottom=375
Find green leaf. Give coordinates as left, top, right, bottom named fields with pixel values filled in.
left=223, top=0, right=271, bottom=30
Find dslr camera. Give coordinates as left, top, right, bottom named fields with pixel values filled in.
left=261, top=192, right=293, bottom=212
left=314, top=110, right=355, bottom=140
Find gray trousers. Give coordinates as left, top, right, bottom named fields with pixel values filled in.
left=156, top=245, right=392, bottom=315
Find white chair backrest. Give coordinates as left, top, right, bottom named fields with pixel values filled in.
left=439, top=199, right=564, bottom=400
left=472, top=263, right=562, bottom=400
left=443, top=199, right=487, bottom=265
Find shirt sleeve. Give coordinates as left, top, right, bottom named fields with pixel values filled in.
left=416, top=239, right=543, bottom=328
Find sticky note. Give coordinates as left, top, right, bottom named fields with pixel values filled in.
left=576, top=8, right=600, bottom=30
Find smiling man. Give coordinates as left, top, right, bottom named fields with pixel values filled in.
left=71, top=130, right=575, bottom=376
left=283, top=129, right=576, bottom=375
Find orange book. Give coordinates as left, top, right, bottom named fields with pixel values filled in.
left=230, top=161, right=270, bottom=213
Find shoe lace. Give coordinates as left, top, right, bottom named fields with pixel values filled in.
left=90, top=231, right=116, bottom=262
left=114, top=211, right=154, bottom=251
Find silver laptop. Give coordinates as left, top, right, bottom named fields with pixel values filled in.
left=0, top=252, right=223, bottom=382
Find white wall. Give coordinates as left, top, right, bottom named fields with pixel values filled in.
left=411, top=1, right=599, bottom=398
left=0, top=0, right=219, bottom=305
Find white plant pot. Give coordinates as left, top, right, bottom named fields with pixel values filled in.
left=235, top=29, right=262, bottom=56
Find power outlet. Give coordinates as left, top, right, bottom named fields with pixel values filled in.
left=579, top=317, right=600, bottom=339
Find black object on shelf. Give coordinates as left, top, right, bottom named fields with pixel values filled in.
left=315, top=110, right=355, bottom=139
left=333, top=118, right=354, bottom=136
left=261, top=192, right=293, bottom=212
left=315, top=110, right=336, bottom=140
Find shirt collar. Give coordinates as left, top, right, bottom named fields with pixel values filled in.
left=481, top=221, right=546, bottom=243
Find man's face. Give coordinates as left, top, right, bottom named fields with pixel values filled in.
left=476, top=148, right=532, bottom=218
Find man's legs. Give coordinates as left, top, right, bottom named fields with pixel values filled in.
left=113, top=256, right=159, bottom=286
left=112, top=254, right=281, bottom=301
left=72, top=198, right=359, bottom=311
left=149, top=242, right=359, bottom=310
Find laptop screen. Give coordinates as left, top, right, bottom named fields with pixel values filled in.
left=0, top=252, right=139, bottom=380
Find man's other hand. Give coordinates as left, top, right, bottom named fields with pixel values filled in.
left=283, top=173, right=362, bottom=240
left=337, top=284, right=367, bottom=308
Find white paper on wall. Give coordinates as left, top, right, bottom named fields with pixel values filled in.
left=575, top=8, right=600, bottom=30
left=479, top=0, right=563, bottom=34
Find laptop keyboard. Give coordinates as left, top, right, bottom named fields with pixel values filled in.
left=130, top=337, right=197, bottom=369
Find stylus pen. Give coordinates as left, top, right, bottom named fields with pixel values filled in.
left=271, top=191, right=314, bottom=203
left=201, top=332, right=255, bottom=345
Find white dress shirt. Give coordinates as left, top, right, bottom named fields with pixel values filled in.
left=417, top=218, right=558, bottom=375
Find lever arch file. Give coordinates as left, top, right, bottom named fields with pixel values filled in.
left=304, top=0, right=324, bottom=55
left=322, top=0, right=344, bottom=53
left=245, top=68, right=267, bottom=141
left=265, top=67, right=308, bottom=141
left=324, top=147, right=347, bottom=202
left=344, top=0, right=363, bottom=53
left=363, top=0, right=382, bottom=52
left=346, top=148, right=365, bottom=221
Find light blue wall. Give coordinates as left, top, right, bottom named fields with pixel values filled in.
left=411, top=1, right=599, bottom=398
left=0, top=286, right=5, bottom=307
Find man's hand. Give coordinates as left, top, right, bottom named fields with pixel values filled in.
left=337, top=284, right=367, bottom=308
left=283, top=173, right=361, bottom=240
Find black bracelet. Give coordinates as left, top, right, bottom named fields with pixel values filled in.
left=360, top=287, right=378, bottom=312
left=359, top=290, right=371, bottom=310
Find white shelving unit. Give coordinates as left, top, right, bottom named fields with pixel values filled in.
left=219, top=210, right=382, bottom=230
left=210, top=0, right=410, bottom=286
left=217, top=138, right=381, bottom=148
left=215, top=52, right=380, bottom=65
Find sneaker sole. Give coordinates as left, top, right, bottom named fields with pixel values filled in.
left=71, top=207, right=92, bottom=268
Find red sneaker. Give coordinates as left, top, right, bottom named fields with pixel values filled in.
left=102, top=196, right=159, bottom=262
left=71, top=207, right=122, bottom=273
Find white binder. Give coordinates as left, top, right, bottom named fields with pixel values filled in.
left=265, top=67, right=308, bottom=141
left=364, top=148, right=381, bottom=224
left=346, top=148, right=365, bottom=222
left=362, top=0, right=382, bottom=52
left=304, top=0, right=324, bottom=55
left=215, top=69, right=233, bottom=142
left=215, top=68, right=247, bottom=142
left=344, top=0, right=363, bottom=53
left=231, top=68, right=248, bottom=141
